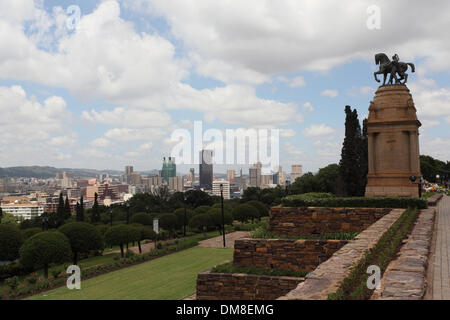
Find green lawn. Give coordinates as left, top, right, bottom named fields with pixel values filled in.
left=27, top=246, right=232, bottom=300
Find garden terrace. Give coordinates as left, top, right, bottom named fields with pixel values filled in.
left=233, top=239, right=348, bottom=272
left=269, top=207, right=391, bottom=237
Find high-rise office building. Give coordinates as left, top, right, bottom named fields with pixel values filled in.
left=199, top=150, right=213, bottom=190
left=162, top=157, right=176, bottom=183
left=227, top=170, right=235, bottom=182
left=291, top=164, right=303, bottom=183
left=169, top=176, right=184, bottom=192
left=189, top=168, right=195, bottom=182
left=212, top=180, right=230, bottom=199
left=125, top=166, right=133, bottom=175
left=249, top=162, right=262, bottom=187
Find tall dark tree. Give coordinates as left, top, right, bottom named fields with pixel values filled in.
left=56, top=193, right=66, bottom=226
left=64, top=195, right=71, bottom=220
left=339, top=106, right=366, bottom=196
left=76, top=197, right=85, bottom=222
left=91, top=193, right=100, bottom=223
left=0, top=207, right=3, bottom=223
left=360, top=118, right=369, bottom=193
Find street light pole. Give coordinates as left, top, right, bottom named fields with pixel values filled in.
left=220, top=184, right=226, bottom=248
left=183, top=194, right=187, bottom=237
left=126, top=203, right=130, bottom=224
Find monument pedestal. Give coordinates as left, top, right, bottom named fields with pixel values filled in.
left=365, top=85, right=421, bottom=197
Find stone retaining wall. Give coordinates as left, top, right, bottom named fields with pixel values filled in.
left=269, top=207, right=391, bottom=236
left=372, top=207, right=436, bottom=300
left=279, top=209, right=403, bottom=300
left=233, top=239, right=348, bottom=272
left=196, top=271, right=303, bottom=300
left=427, top=194, right=443, bottom=206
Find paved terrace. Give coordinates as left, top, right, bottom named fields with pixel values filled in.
left=426, top=195, right=450, bottom=299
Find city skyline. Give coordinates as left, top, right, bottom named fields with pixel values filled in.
left=0, top=1, right=449, bottom=174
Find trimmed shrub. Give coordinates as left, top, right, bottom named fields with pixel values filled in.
left=194, top=205, right=211, bottom=216
left=21, top=228, right=42, bottom=240
left=19, top=231, right=72, bottom=278
left=130, top=212, right=153, bottom=226
left=188, top=213, right=213, bottom=235
left=281, top=195, right=427, bottom=209
left=207, top=208, right=233, bottom=233
left=158, top=213, right=178, bottom=234
left=104, top=225, right=135, bottom=258
left=245, top=200, right=269, bottom=217
left=173, top=208, right=195, bottom=228
left=58, top=222, right=104, bottom=265
left=232, top=204, right=260, bottom=223
left=0, top=225, right=24, bottom=262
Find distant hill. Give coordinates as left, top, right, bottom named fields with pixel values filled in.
left=0, top=166, right=123, bottom=179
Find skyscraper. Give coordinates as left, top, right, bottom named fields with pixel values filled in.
left=227, top=169, right=235, bottom=182
left=199, top=150, right=213, bottom=190
left=162, top=157, right=176, bottom=183
left=291, top=164, right=303, bottom=183
left=249, top=162, right=262, bottom=187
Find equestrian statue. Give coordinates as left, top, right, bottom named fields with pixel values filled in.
left=374, top=53, right=415, bottom=86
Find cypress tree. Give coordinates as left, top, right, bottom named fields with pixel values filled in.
left=360, top=118, right=369, bottom=195
left=56, top=193, right=65, bottom=226
left=77, top=196, right=85, bottom=222
left=339, top=106, right=366, bottom=196
left=91, top=193, right=100, bottom=223
left=64, top=195, right=71, bottom=220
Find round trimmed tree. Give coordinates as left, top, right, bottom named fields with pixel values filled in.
left=130, top=212, right=152, bottom=226
left=245, top=200, right=269, bottom=218
left=19, top=231, right=72, bottom=278
left=232, top=204, right=259, bottom=223
left=21, top=228, right=42, bottom=240
left=0, top=225, right=24, bottom=262
left=188, top=213, right=212, bottom=236
left=104, top=225, right=138, bottom=257
left=173, top=208, right=195, bottom=230
left=194, top=205, right=210, bottom=216
left=158, top=213, right=178, bottom=236
left=59, top=222, right=104, bottom=265
left=207, top=208, right=233, bottom=234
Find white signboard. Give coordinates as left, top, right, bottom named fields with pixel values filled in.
left=153, top=218, right=159, bottom=234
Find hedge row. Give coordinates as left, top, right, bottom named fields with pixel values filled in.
left=211, top=262, right=308, bottom=278
left=281, top=195, right=427, bottom=209
left=328, top=207, right=419, bottom=300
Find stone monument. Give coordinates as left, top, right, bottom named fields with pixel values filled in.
left=365, top=53, right=421, bottom=197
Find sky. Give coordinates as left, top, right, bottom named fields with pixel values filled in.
left=0, top=0, right=449, bottom=175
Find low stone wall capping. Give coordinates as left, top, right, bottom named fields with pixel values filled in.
left=196, top=271, right=303, bottom=300
left=269, top=207, right=391, bottom=236
left=233, top=239, right=348, bottom=272
left=279, top=209, right=404, bottom=300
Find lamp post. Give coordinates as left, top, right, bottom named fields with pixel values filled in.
left=109, top=208, right=113, bottom=227
left=125, top=202, right=130, bottom=224
left=183, top=194, right=187, bottom=237
left=285, top=180, right=290, bottom=196
left=220, top=184, right=226, bottom=248
left=409, top=175, right=422, bottom=198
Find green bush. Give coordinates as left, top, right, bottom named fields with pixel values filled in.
left=130, top=212, right=153, bottom=226
left=282, top=195, right=427, bottom=209
left=0, top=224, right=24, bottom=261
left=245, top=200, right=269, bottom=217
left=193, top=205, right=211, bottom=216
left=19, top=231, right=72, bottom=279
left=104, top=225, right=138, bottom=258
left=59, top=222, right=104, bottom=265
left=232, top=204, right=260, bottom=223
left=188, top=213, right=212, bottom=235
left=21, top=228, right=42, bottom=240
left=0, top=261, right=30, bottom=280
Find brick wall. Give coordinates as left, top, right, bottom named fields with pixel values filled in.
left=197, top=271, right=303, bottom=300
left=233, top=239, right=348, bottom=272
left=269, top=207, right=391, bottom=236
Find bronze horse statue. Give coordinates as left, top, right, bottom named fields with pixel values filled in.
left=374, top=53, right=415, bottom=86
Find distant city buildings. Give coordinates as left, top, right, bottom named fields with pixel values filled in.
left=227, top=169, right=235, bottom=182
left=291, top=164, right=303, bottom=183
left=249, top=162, right=262, bottom=187
left=199, top=150, right=213, bottom=190
left=0, top=196, right=43, bottom=220
left=212, top=180, right=230, bottom=199
left=162, top=157, right=176, bottom=183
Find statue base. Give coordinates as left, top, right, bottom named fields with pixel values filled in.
left=365, top=85, right=421, bottom=198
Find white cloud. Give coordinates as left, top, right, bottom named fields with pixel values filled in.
left=90, top=138, right=113, bottom=148
left=0, top=85, right=76, bottom=165
left=284, top=142, right=303, bottom=157
left=303, top=102, right=315, bottom=112
left=302, top=124, right=335, bottom=138
left=289, top=76, right=306, bottom=88
left=321, top=89, right=339, bottom=98
left=280, top=129, right=296, bottom=138
left=128, top=0, right=450, bottom=84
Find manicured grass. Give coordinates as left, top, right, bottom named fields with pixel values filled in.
left=27, top=246, right=232, bottom=300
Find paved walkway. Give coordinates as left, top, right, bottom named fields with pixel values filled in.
left=198, top=231, right=251, bottom=249
left=427, top=195, right=450, bottom=299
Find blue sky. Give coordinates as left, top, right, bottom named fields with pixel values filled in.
left=0, top=0, right=449, bottom=175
